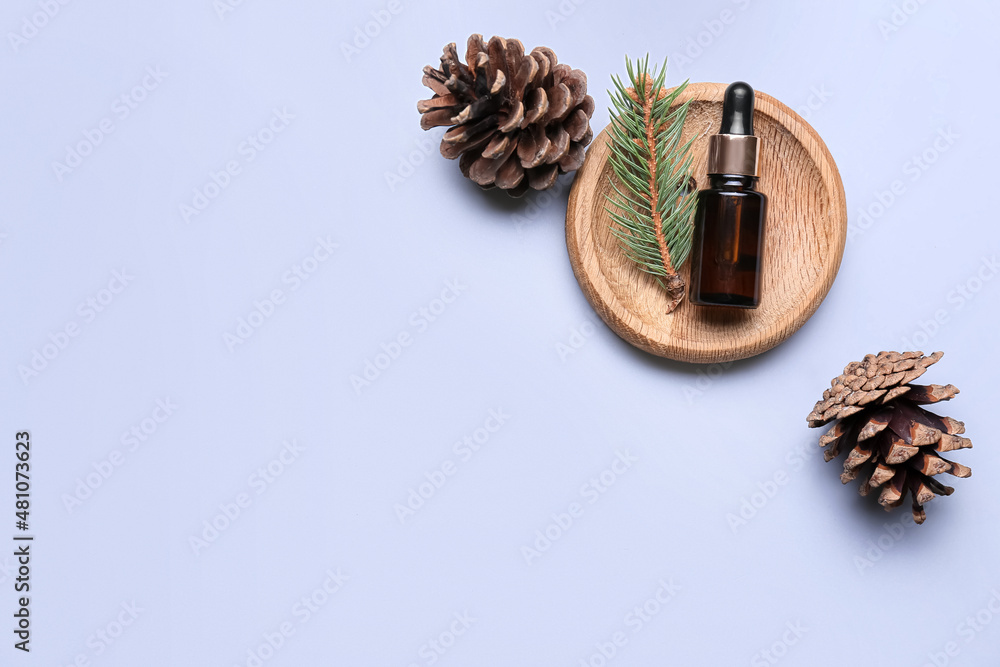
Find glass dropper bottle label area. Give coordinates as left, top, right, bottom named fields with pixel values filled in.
left=689, top=82, right=768, bottom=309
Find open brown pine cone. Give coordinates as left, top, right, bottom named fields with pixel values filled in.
left=807, top=351, right=972, bottom=524
left=418, top=35, right=595, bottom=197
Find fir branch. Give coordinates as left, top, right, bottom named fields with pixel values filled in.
left=604, top=55, right=696, bottom=313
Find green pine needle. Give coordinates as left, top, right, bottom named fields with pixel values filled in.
left=604, top=55, right=696, bottom=290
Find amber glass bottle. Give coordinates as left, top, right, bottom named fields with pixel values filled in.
left=689, top=82, right=767, bottom=309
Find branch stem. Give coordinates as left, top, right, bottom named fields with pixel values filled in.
left=639, top=76, right=676, bottom=278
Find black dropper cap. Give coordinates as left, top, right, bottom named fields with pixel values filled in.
left=707, top=81, right=760, bottom=176
left=719, top=82, right=755, bottom=136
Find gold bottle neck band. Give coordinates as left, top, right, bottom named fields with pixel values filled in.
left=707, top=134, right=759, bottom=177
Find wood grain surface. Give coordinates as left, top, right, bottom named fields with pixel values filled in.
left=565, top=82, right=848, bottom=364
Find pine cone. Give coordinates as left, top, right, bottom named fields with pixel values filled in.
left=418, top=35, right=595, bottom=197
left=807, top=351, right=972, bottom=524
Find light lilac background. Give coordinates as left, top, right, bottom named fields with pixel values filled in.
left=1, top=0, right=998, bottom=665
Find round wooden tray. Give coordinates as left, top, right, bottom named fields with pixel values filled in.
left=566, top=82, right=847, bottom=364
